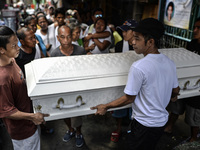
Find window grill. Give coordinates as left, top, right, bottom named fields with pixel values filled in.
left=158, top=0, right=200, bottom=48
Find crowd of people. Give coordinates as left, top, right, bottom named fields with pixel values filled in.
left=0, top=3, right=200, bottom=150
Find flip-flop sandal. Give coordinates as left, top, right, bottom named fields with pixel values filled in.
left=111, top=131, right=120, bottom=142
left=41, top=127, right=54, bottom=134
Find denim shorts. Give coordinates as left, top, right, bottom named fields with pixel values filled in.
left=185, top=105, right=200, bottom=126
left=166, top=99, right=185, bottom=115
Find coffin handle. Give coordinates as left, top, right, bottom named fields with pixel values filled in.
left=34, top=105, right=42, bottom=112
left=52, top=96, right=85, bottom=109
left=56, top=98, right=64, bottom=109
left=181, top=79, right=200, bottom=90
left=76, top=95, right=85, bottom=105
left=183, top=80, right=190, bottom=90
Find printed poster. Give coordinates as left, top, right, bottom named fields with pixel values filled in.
left=164, top=0, right=193, bottom=29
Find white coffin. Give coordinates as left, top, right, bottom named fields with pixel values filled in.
left=25, top=48, right=200, bottom=121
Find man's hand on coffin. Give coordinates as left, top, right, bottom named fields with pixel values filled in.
left=91, top=95, right=136, bottom=115
left=90, top=104, right=107, bottom=115
left=32, top=113, right=49, bottom=125
left=6, top=111, right=50, bottom=125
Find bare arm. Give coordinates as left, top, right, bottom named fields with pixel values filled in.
left=54, top=21, right=58, bottom=28
left=92, top=31, right=110, bottom=39
left=91, top=94, right=136, bottom=115
left=6, top=110, right=49, bottom=125
left=170, top=86, right=180, bottom=102
left=93, top=38, right=111, bottom=51
left=84, top=42, right=96, bottom=52
left=84, top=31, right=110, bottom=41
left=83, top=35, right=96, bottom=52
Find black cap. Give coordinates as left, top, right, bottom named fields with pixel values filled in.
left=117, top=19, right=138, bottom=31
left=131, top=18, right=165, bottom=39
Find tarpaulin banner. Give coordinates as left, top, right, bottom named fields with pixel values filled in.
left=164, top=0, right=192, bottom=29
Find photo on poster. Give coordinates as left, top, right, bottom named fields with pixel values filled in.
left=164, top=0, right=192, bottom=29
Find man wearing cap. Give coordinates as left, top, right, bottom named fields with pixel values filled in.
left=110, top=19, right=138, bottom=143
left=91, top=18, right=180, bottom=150
left=115, top=19, right=138, bottom=53
left=46, top=5, right=55, bottom=24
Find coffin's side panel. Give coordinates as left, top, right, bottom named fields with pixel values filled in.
left=178, top=77, right=200, bottom=99
left=159, top=48, right=200, bottom=99
left=28, top=75, right=128, bottom=98
left=32, top=86, right=131, bottom=121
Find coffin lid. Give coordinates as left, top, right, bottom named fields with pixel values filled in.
left=25, top=51, right=143, bottom=97
left=159, top=48, right=200, bottom=68
left=25, top=48, right=200, bottom=98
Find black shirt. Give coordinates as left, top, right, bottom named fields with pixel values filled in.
left=187, top=39, right=200, bottom=54
left=185, top=39, right=200, bottom=109
left=15, top=48, right=36, bottom=77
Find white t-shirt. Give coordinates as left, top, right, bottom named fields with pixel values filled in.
left=72, top=41, right=79, bottom=46
left=35, top=44, right=41, bottom=59
left=46, top=14, right=50, bottom=19
left=36, top=24, right=56, bottom=53
left=85, top=25, right=111, bottom=54
left=88, top=35, right=111, bottom=54
left=124, top=53, right=179, bottom=127
left=122, top=40, right=129, bottom=53
left=55, top=26, right=60, bottom=48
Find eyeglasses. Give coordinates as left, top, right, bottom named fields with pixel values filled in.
left=95, top=14, right=103, bottom=18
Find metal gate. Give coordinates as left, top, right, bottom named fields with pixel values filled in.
left=158, top=0, right=200, bottom=48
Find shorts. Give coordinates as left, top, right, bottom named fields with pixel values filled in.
left=185, top=105, right=200, bottom=127
left=12, top=128, right=40, bottom=150
left=166, top=99, right=185, bottom=115
left=71, top=116, right=82, bottom=128
left=112, top=108, right=132, bottom=119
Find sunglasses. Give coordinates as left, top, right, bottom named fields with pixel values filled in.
left=95, top=14, right=103, bottom=18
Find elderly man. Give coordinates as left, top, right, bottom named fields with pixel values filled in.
left=91, top=18, right=180, bottom=150
left=50, top=25, right=86, bottom=148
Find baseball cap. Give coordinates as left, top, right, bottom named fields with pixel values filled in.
left=48, top=5, right=55, bottom=9
left=131, top=18, right=165, bottom=39
left=117, top=19, right=138, bottom=31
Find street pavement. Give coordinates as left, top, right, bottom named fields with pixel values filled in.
left=41, top=113, right=200, bottom=150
